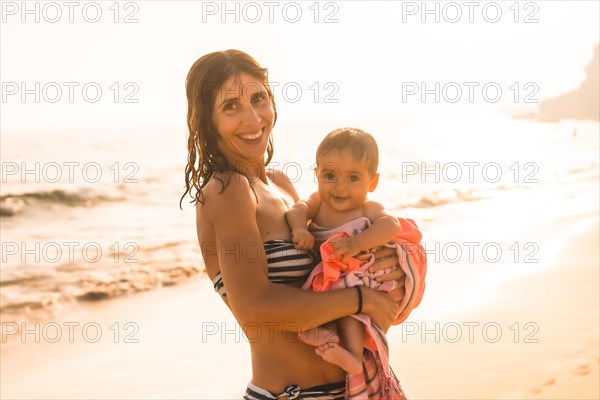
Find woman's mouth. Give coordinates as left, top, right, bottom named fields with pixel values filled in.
left=238, top=128, right=264, bottom=143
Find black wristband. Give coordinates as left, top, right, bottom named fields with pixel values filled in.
left=354, top=286, right=363, bottom=314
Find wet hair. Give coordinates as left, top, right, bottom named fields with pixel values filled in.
left=316, top=128, right=379, bottom=176
left=181, top=50, right=277, bottom=206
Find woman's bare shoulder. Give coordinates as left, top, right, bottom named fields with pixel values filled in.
left=203, top=171, right=252, bottom=196
left=197, top=172, right=255, bottom=213
left=268, top=168, right=299, bottom=202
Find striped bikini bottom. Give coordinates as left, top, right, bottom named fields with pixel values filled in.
left=243, top=381, right=346, bottom=400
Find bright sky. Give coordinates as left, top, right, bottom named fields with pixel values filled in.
left=1, top=0, right=599, bottom=130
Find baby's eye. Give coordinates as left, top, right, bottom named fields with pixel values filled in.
left=349, top=175, right=360, bottom=182
left=323, top=172, right=336, bottom=180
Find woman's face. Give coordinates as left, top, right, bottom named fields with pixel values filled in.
left=212, top=72, right=274, bottom=167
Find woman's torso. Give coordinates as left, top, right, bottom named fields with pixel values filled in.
left=196, top=171, right=346, bottom=392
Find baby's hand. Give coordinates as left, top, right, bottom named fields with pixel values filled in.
left=329, top=236, right=362, bottom=263
left=291, top=229, right=315, bottom=250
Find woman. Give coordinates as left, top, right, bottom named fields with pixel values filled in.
left=181, top=50, right=413, bottom=399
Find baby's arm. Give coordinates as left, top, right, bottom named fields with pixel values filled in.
left=285, top=192, right=321, bottom=250
left=329, top=201, right=400, bottom=261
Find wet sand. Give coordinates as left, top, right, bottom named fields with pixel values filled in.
left=1, top=217, right=598, bottom=399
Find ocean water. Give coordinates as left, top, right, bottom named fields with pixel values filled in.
left=1, top=114, right=598, bottom=322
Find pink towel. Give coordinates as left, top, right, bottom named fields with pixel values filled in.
left=303, top=217, right=427, bottom=399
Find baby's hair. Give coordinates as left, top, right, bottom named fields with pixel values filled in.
left=316, top=128, right=379, bottom=176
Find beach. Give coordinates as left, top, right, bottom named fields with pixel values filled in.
left=2, top=196, right=598, bottom=399
left=3, top=0, right=599, bottom=397
left=390, top=217, right=599, bottom=400
left=2, top=117, right=599, bottom=399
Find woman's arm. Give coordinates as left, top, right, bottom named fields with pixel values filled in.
left=200, top=176, right=398, bottom=332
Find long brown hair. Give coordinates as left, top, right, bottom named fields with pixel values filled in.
left=180, top=50, right=277, bottom=207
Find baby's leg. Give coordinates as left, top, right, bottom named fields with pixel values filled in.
left=298, top=322, right=339, bottom=347
left=337, top=316, right=365, bottom=366
left=315, top=316, right=364, bottom=376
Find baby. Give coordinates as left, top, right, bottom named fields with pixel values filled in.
left=286, top=127, right=401, bottom=376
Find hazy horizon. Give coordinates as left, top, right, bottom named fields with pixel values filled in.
left=2, top=1, right=599, bottom=131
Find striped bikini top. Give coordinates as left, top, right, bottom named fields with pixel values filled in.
left=211, top=239, right=316, bottom=297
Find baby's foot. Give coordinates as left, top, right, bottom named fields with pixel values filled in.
left=315, top=342, right=363, bottom=376
left=298, top=325, right=339, bottom=347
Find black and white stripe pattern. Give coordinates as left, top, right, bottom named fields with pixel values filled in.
left=264, top=240, right=315, bottom=284
left=212, top=273, right=225, bottom=296
left=211, top=240, right=316, bottom=297
left=243, top=381, right=346, bottom=400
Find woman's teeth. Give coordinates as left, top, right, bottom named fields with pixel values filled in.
left=239, top=130, right=262, bottom=140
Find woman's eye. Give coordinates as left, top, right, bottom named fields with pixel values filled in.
left=251, top=92, right=267, bottom=103
left=223, top=101, right=238, bottom=111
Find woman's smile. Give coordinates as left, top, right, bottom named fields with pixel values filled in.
left=212, top=72, right=275, bottom=166
left=237, top=127, right=265, bottom=142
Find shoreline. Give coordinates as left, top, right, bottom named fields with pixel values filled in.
left=1, top=275, right=252, bottom=399
left=1, top=216, right=599, bottom=399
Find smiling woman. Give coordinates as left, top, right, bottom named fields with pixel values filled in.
left=179, top=49, right=425, bottom=399
left=211, top=73, right=275, bottom=171
left=181, top=50, right=278, bottom=206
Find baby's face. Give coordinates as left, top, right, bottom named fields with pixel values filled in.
left=316, top=150, right=378, bottom=213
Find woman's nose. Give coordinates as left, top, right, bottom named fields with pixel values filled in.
left=243, top=104, right=261, bottom=125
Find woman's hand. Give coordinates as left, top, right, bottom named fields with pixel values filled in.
left=360, top=286, right=400, bottom=333
left=369, top=246, right=405, bottom=284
